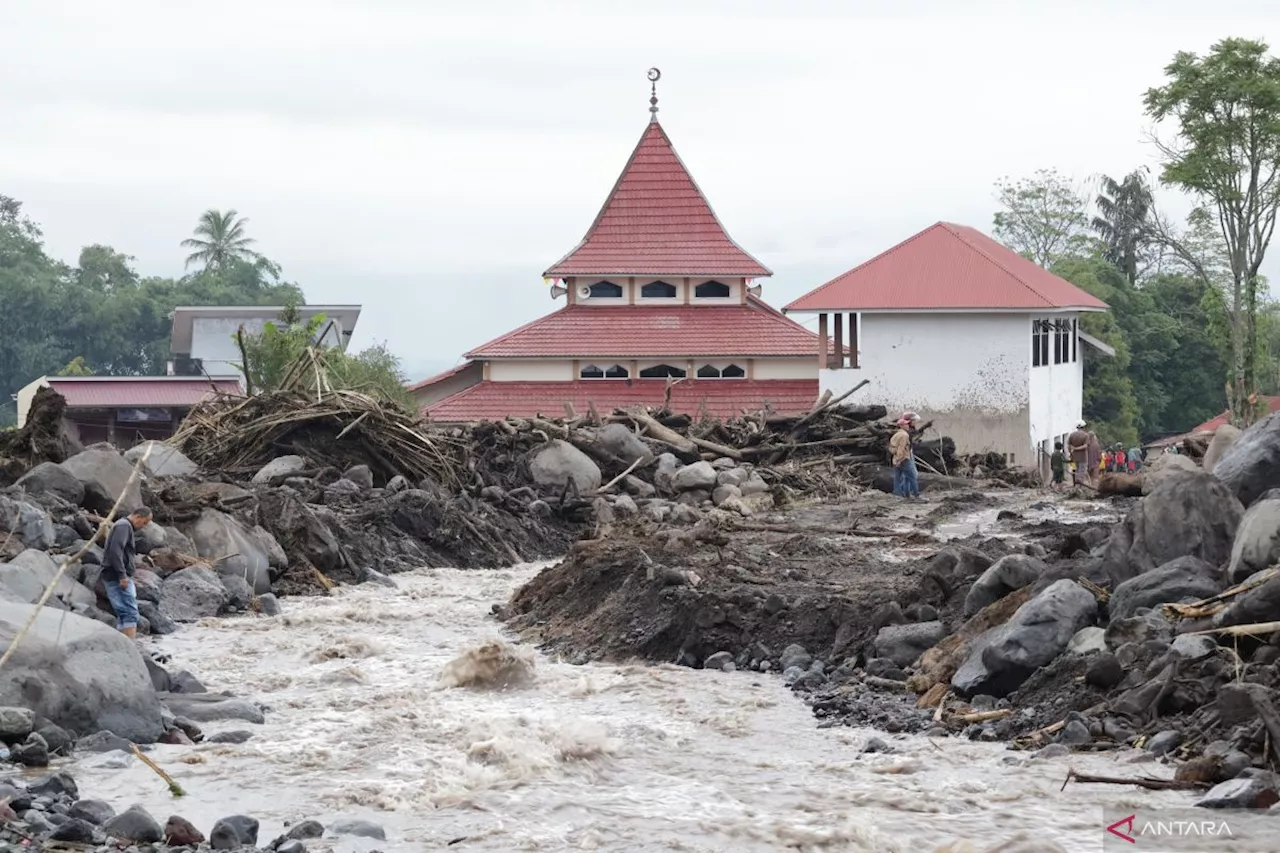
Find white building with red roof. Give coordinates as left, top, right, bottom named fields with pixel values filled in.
left=413, top=76, right=819, bottom=422
left=785, top=222, right=1112, bottom=466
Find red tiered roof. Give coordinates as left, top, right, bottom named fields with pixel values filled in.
left=544, top=121, right=771, bottom=278
left=424, top=379, right=818, bottom=422
left=46, top=377, right=242, bottom=408
left=467, top=297, right=817, bottom=359
left=785, top=222, right=1109, bottom=312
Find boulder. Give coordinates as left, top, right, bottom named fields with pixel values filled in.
left=739, top=473, right=770, bottom=496
left=1067, top=626, right=1107, bottom=655
left=0, top=497, right=55, bottom=551
left=210, top=814, right=259, bottom=849
left=528, top=440, right=601, bottom=494
left=1213, top=411, right=1280, bottom=506
left=327, top=818, right=386, bottom=840
left=0, top=550, right=95, bottom=609
left=1226, top=490, right=1280, bottom=585
left=1141, top=452, right=1200, bottom=495
left=1102, top=473, right=1242, bottom=587
left=653, top=453, right=680, bottom=494
left=252, top=455, right=307, bottom=484
left=873, top=621, right=946, bottom=667
left=1203, top=424, right=1241, bottom=474
left=0, top=602, right=164, bottom=741
left=1195, top=772, right=1280, bottom=809
left=180, top=509, right=271, bottom=594
left=164, top=816, right=204, bottom=845
left=711, top=484, right=742, bottom=506
left=342, top=464, right=374, bottom=489
left=103, top=804, right=164, bottom=843
left=14, top=462, right=84, bottom=505
left=0, top=706, right=35, bottom=741
left=160, top=693, right=264, bottom=724
left=69, top=799, right=115, bottom=825
left=138, top=601, right=177, bottom=635
left=952, top=580, right=1097, bottom=697
left=123, top=441, right=198, bottom=478
left=131, top=568, right=163, bottom=604
left=1109, top=556, right=1222, bottom=623
left=61, top=448, right=142, bottom=514
left=1215, top=573, right=1280, bottom=629
left=717, top=467, right=750, bottom=488
left=593, top=423, right=650, bottom=464
left=221, top=575, right=254, bottom=610
left=673, top=461, right=718, bottom=492
left=161, top=566, right=229, bottom=622
left=963, top=554, right=1046, bottom=616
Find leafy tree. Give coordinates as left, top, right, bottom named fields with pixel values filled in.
left=1144, top=37, right=1280, bottom=424
left=992, top=168, right=1094, bottom=267
left=1092, top=169, right=1155, bottom=285
left=57, top=356, right=93, bottom=376
left=181, top=209, right=261, bottom=271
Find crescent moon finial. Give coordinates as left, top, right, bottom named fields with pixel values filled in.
left=648, top=68, right=661, bottom=121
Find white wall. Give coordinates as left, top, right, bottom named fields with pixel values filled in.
left=488, top=360, right=575, bottom=381
left=1028, top=322, right=1084, bottom=452
left=820, top=313, right=1033, bottom=457
left=189, top=316, right=347, bottom=375
left=570, top=277, right=745, bottom=305
left=752, top=357, right=816, bottom=380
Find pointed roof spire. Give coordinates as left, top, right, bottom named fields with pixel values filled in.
left=648, top=67, right=661, bottom=122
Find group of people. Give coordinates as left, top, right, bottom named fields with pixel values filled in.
left=1050, top=421, right=1143, bottom=488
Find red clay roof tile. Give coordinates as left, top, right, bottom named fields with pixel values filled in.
left=544, top=121, right=771, bottom=278
left=48, top=378, right=242, bottom=409
left=785, top=222, right=1110, bottom=312
left=424, top=379, right=818, bottom=422
left=466, top=298, right=817, bottom=358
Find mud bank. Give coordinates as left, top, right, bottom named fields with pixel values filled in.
left=56, top=564, right=1212, bottom=852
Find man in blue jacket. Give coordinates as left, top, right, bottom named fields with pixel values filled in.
left=100, top=506, right=153, bottom=639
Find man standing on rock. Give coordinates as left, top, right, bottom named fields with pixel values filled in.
left=890, top=412, right=921, bottom=500
left=101, top=506, right=152, bottom=639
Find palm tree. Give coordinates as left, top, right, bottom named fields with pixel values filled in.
left=1092, top=169, right=1155, bottom=285
left=181, top=209, right=260, bottom=271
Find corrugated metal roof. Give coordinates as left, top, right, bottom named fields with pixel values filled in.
left=48, top=377, right=242, bottom=408
left=424, top=379, right=818, bottom=422
left=544, top=121, right=771, bottom=278
left=466, top=298, right=818, bottom=359
left=785, top=222, right=1110, bottom=312
left=406, top=361, right=478, bottom=392
left=1195, top=397, right=1280, bottom=432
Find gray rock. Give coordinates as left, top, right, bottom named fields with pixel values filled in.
left=252, top=455, right=308, bottom=484
left=12, top=731, right=49, bottom=766
left=205, top=730, right=253, bottom=744
left=739, top=473, right=770, bottom=496
left=49, top=818, right=98, bottom=844
left=1216, top=682, right=1269, bottom=727
left=0, top=496, right=56, bottom=550
left=1141, top=452, right=1200, bottom=494
left=1214, top=410, right=1280, bottom=506
left=130, top=568, right=163, bottom=604
left=0, top=706, right=35, bottom=741
left=673, top=461, right=718, bottom=492
left=591, top=497, right=616, bottom=525
left=1105, top=611, right=1173, bottom=649
left=102, top=804, right=163, bottom=842
left=964, top=554, right=1046, bottom=616
left=327, top=818, right=386, bottom=840
left=220, top=574, right=254, bottom=611
left=861, top=737, right=893, bottom=754
left=14, top=462, right=85, bottom=505
left=1067, top=626, right=1107, bottom=655
left=385, top=474, right=409, bottom=494
left=873, top=621, right=946, bottom=667
left=717, top=467, right=750, bottom=488
left=1103, top=473, right=1242, bottom=586
left=593, top=423, right=650, bottom=464
left=952, top=580, right=1098, bottom=697
left=161, top=566, right=229, bottom=621
left=1057, top=720, right=1092, bottom=746
left=163, top=815, right=204, bottom=845
left=779, top=644, right=812, bottom=672
left=1203, top=424, right=1241, bottom=474
left=711, top=484, right=742, bottom=506
left=653, top=454, right=681, bottom=494
left=169, top=669, right=207, bottom=694
left=257, top=592, right=282, bottom=616
left=0, top=549, right=95, bottom=609
left=0, top=603, right=163, bottom=742
left=529, top=440, right=601, bottom=494
left=61, top=448, right=142, bottom=514
left=277, top=840, right=306, bottom=853
left=623, top=475, right=656, bottom=498
left=342, top=464, right=374, bottom=489
left=137, top=601, right=177, bottom=635
left=210, top=814, right=259, bottom=849
left=68, top=799, right=115, bottom=825
left=1110, top=556, right=1222, bottom=622
left=1170, top=634, right=1218, bottom=660
left=124, top=441, right=198, bottom=478
left=132, top=521, right=165, bottom=555
left=703, top=651, right=734, bottom=672
left=1145, top=730, right=1182, bottom=756
left=1195, top=773, right=1280, bottom=809
left=286, top=819, right=325, bottom=839
left=35, top=719, right=72, bottom=755
left=160, top=694, right=265, bottom=724
left=1035, top=743, right=1071, bottom=759
left=1227, top=492, right=1280, bottom=585
left=1085, top=654, right=1124, bottom=689
left=77, top=730, right=135, bottom=752
left=180, top=509, right=271, bottom=594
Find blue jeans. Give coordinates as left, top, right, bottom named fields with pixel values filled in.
left=104, top=577, right=139, bottom=630
left=894, top=458, right=920, bottom=498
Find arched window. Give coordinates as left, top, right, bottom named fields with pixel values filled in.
left=588, top=281, right=623, bottom=298
left=695, top=280, right=731, bottom=298
left=639, top=364, right=687, bottom=379
left=697, top=365, right=721, bottom=378
left=641, top=281, right=677, bottom=298
left=722, top=364, right=745, bottom=378
left=580, top=364, right=629, bottom=379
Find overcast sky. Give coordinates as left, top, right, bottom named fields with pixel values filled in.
left=3, top=0, right=1277, bottom=380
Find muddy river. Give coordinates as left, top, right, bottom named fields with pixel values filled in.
left=70, top=499, right=1209, bottom=852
